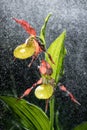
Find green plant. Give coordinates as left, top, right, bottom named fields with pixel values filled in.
left=0, top=13, right=82, bottom=130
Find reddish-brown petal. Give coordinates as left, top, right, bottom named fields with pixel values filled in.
left=68, top=92, right=81, bottom=105
left=19, top=87, right=33, bottom=99
left=39, top=60, right=53, bottom=75
left=59, top=85, right=67, bottom=92
left=32, top=78, right=42, bottom=87
left=34, top=39, right=43, bottom=55
left=13, top=18, right=36, bottom=36
left=47, top=52, right=55, bottom=64
left=58, top=83, right=81, bottom=105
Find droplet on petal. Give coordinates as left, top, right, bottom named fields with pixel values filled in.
left=35, top=84, right=53, bottom=99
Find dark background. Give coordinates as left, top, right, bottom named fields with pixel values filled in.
left=0, top=0, right=87, bottom=130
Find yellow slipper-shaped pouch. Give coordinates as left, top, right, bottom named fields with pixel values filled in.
left=35, top=84, right=53, bottom=99
left=13, top=43, right=35, bottom=59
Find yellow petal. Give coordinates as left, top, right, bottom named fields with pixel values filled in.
left=13, top=43, right=35, bottom=59
left=35, top=84, right=53, bottom=99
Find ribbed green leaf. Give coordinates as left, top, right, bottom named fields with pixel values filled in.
left=46, top=31, right=67, bottom=83
left=40, top=13, right=52, bottom=45
left=0, top=96, right=50, bottom=130
left=72, top=122, right=87, bottom=130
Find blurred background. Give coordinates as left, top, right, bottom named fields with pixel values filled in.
left=0, top=0, right=87, bottom=130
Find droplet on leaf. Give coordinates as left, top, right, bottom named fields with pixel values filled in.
left=35, top=84, right=53, bottom=99
left=13, top=43, right=35, bottom=59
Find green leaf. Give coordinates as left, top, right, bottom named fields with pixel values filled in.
left=46, top=31, right=67, bottom=83
left=40, top=13, right=52, bottom=45
left=0, top=96, right=50, bottom=130
left=72, top=122, right=87, bottom=130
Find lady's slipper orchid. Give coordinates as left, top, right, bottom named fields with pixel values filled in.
left=13, top=18, right=54, bottom=67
